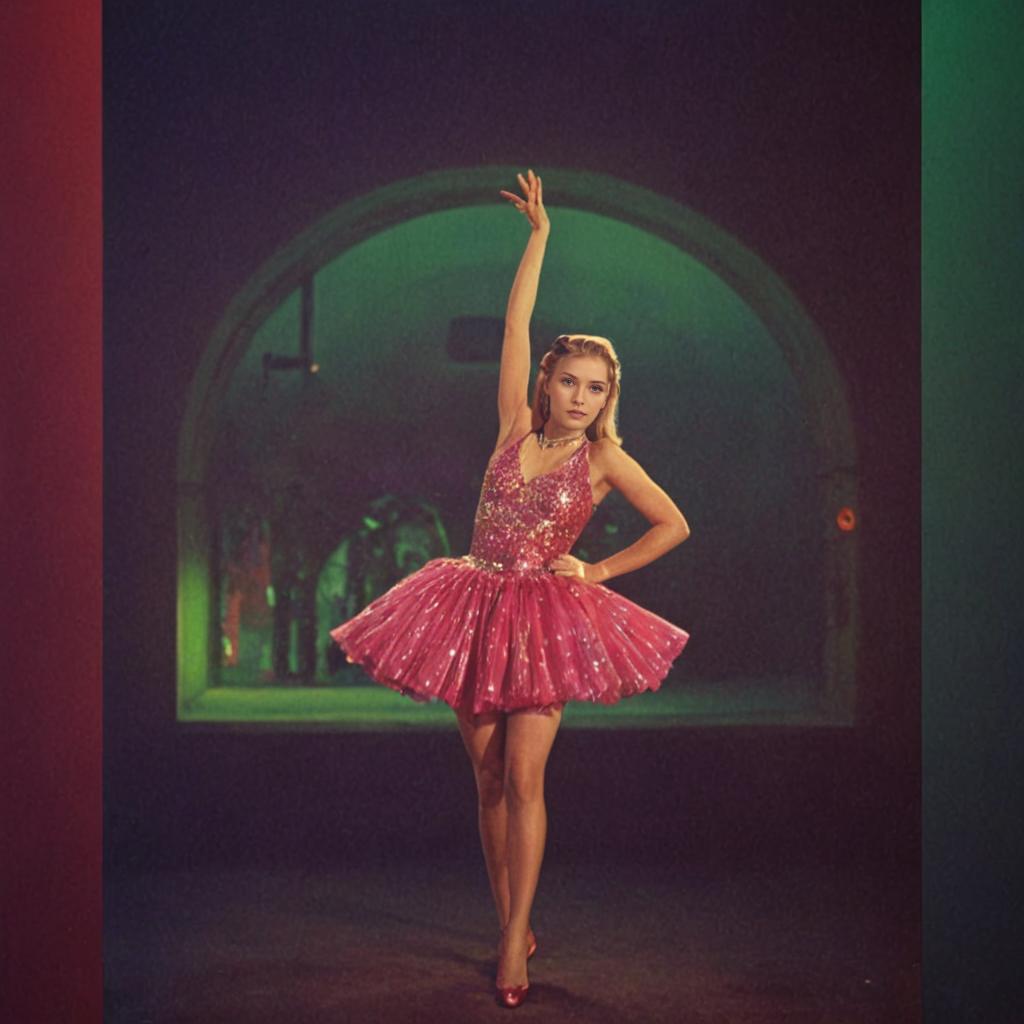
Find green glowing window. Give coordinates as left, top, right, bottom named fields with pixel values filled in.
left=178, top=168, right=859, bottom=729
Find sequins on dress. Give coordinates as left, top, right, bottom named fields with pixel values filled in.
left=329, top=430, right=689, bottom=714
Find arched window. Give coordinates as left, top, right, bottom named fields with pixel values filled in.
left=178, top=168, right=858, bottom=729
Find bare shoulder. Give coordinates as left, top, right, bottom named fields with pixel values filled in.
left=589, top=436, right=633, bottom=476
left=589, top=438, right=687, bottom=530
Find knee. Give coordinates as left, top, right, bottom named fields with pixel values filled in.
left=504, top=761, right=544, bottom=807
left=474, top=762, right=505, bottom=806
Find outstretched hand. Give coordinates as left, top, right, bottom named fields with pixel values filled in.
left=500, top=168, right=549, bottom=233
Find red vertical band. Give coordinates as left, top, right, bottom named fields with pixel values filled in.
left=0, top=1, right=103, bottom=1021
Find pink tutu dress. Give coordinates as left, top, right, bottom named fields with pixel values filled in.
left=329, top=430, right=689, bottom=714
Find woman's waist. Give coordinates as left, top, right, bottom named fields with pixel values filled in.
left=455, top=553, right=546, bottom=574
left=463, top=537, right=564, bottom=574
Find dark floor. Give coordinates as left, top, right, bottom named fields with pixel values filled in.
left=104, top=855, right=919, bottom=1023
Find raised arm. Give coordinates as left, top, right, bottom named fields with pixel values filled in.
left=496, top=170, right=550, bottom=441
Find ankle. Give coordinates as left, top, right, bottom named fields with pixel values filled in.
left=500, top=918, right=533, bottom=930
left=503, top=921, right=530, bottom=940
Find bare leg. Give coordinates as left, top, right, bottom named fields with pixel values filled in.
left=454, top=709, right=512, bottom=928
left=498, top=704, right=564, bottom=988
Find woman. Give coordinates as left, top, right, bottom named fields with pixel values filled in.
left=330, top=169, right=690, bottom=1008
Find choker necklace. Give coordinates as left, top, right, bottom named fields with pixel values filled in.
left=536, top=427, right=586, bottom=449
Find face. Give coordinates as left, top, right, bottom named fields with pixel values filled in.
left=544, top=354, right=610, bottom=431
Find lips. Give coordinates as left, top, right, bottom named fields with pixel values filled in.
left=569, top=411, right=586, bottom=418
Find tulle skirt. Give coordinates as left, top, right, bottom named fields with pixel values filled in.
left=329, top=556, right=689, bottom=716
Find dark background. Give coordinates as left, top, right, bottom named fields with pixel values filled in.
left=101, top=0, right=918, bottom=884
left=26, top=0, right=1024, bottom=1020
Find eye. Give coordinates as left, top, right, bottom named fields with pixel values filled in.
left=590, top=384, right=605, bottom=393
left=560, top=376, right=574, bottom=386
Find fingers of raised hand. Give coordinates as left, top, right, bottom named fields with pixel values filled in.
left=502, top=171, right=543, bottom=216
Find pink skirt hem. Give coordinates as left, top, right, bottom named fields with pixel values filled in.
left=330, top=556, right=689, bottom=716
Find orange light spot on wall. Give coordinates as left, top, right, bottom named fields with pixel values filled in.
left=836, top=506, right=856, bottom=531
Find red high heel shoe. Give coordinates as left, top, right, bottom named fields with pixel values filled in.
left=496, top=928, right=533, bottom=1008
left=496, top=980, right=530, bottom=1009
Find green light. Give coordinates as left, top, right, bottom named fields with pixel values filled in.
left=182, top=169, right=851, bottom=728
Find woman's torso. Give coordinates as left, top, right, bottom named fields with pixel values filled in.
left=466, top=430, right=596, bottom=572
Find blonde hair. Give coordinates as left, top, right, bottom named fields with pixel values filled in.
left=530, top=334, right=623, bottom=446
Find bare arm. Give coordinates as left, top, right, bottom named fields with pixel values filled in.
left=496, top=170, right=550, bottom=434
left=549, top=443, right=690, bottom=583
left=592, top=521, right=689, bottom=584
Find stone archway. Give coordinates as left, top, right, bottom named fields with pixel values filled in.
left=177, top=166, right=858, bottom=724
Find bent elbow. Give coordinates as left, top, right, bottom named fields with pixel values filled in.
left=666, top=520, right=690, bottom=545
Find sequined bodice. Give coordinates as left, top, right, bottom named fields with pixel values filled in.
left=467, top=431, right=593, bottom=572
